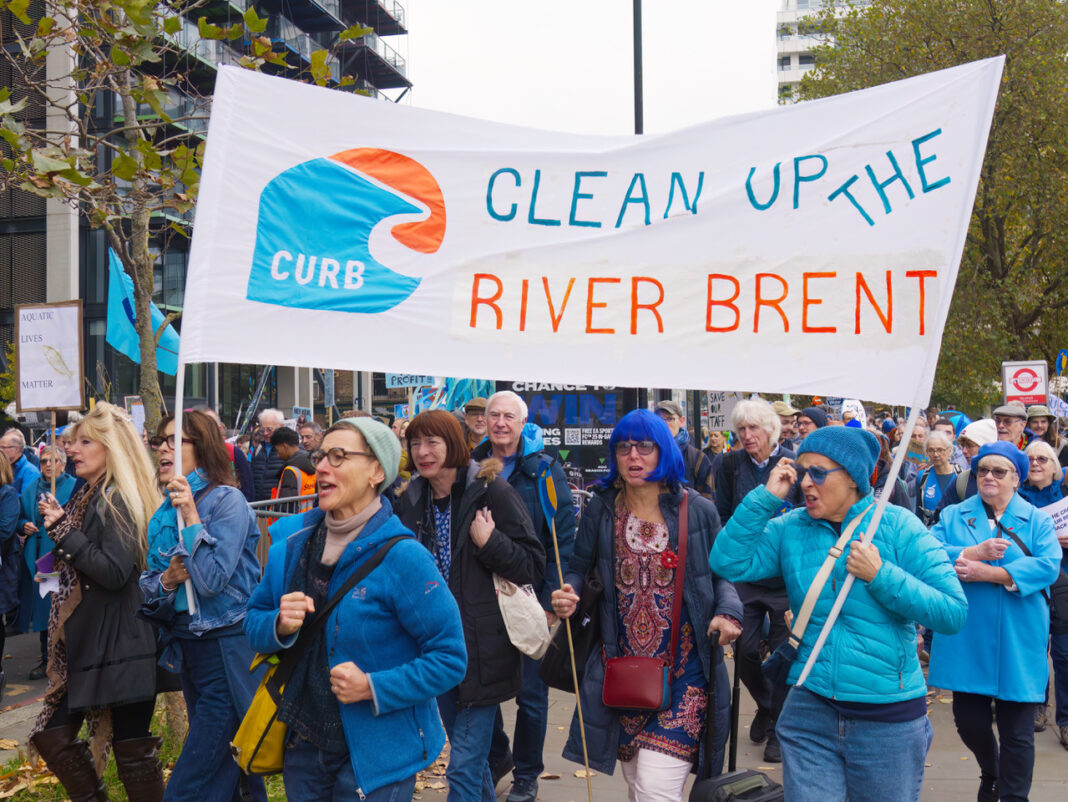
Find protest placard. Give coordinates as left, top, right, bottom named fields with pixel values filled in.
left=15, top=301, right=84, bottom=412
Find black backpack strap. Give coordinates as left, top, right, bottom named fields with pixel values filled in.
left=269, top=534, right=408, bottom=690
left=982, top=502, right=1050, bottom=604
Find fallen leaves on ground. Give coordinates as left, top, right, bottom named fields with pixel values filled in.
left=574, top=768, right=597, bottom=778
left=0, top=757, right=61, bottom=799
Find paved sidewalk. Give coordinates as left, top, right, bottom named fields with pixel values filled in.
left=2, top=632, right=1064, bottom=799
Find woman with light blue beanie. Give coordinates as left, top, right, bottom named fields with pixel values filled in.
left=709, top=426, right=967, bottom=802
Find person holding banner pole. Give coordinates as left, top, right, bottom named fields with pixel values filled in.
left=140, top=411, right=267, bottom=802
left=708, top=426, right=967, bottom=801
left=31, top=403, right=165, bottom=801
left=928, top=442, right=1062, bottom=802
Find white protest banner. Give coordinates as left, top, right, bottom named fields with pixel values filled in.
left=706, top=392, right=741, bottom=431
left=15, top=301, right=84, bottom=412
left=1040, top=496, right=1068, bottom=542
left=181, top=58, right=1003, bottom=407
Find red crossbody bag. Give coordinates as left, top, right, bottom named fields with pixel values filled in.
left=602, top=493, right=689, bottom=712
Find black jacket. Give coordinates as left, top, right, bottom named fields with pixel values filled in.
left=251, top=444, right=285, bottom=502
left=471, top=439, right=576, bottom=610
left=395, top=459, right=545, bottom=706
left=50, top=490, right=157, bottom=712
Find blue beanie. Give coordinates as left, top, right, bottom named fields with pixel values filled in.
left=801, top=406, right=828, bottom=429
left=880, top=419, right=897, bottom=434
left=797, top=427, right=880, bottom=495
left=971, top=441, right=1028, bottom=483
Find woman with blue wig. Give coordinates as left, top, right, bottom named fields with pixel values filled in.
left=551, top=409, right=742, bottom=800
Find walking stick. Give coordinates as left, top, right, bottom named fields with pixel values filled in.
left=539, top=466, right=593, bottom=802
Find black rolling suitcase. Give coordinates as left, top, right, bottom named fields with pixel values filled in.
left=689, top=643, right=784, bottom=802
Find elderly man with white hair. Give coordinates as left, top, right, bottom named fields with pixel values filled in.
left=0, top=428, right=40, bottom=495
left=712, top=398, right=801, bottom=763
left=250, top=408, right=286, bottom=501
left=472, top=390, right=571, bottom=802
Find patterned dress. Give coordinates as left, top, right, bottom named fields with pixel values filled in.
left=614, top=508, right=707, bottom=763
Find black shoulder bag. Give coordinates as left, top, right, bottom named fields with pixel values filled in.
left=986, top=504, right=1067, bottom=620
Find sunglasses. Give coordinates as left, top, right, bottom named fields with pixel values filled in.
left=799, top=465, right=844, bottom=485
left=1028, top=456, right=1051, bottom=464
left=976, top=465, right=1012, bottom=479
left=615, top=440, right=657, bottom=457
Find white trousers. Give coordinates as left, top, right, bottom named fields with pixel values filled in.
left=619, top=747, right=692, bottom=802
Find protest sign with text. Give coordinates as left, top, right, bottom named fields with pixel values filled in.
left=181, top=58, right=1003, bottom=406
left=15, top=301, right=84, bottom=412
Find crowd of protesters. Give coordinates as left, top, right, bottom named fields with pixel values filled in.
left=0, top=391, right=1065, bottom=802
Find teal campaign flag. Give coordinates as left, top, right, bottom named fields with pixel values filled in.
left=105, top=249, right=180, bottom=375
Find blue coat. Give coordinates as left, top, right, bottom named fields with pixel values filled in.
left=0, top=485, right=19, bottom=614
left=928, top=492, right=1062, bottom=701
left=11, top=456, right=41, bottom=496
left=561, top=484, right=743, bottom=777
left=16, top=473, right=76, bottom=632
left=245, top=500, right=467, bottom=796
left=709, top=486, right=968, bottom=702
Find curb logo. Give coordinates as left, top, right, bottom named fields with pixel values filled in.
left=246, top=148, right=446, bottom=313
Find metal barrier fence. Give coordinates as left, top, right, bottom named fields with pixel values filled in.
left=247, top=494, right=318, bottom=567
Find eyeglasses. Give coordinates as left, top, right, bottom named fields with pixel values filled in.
left=993, top=416, right=1023, bottom=427
left=976, top=465, right=1013, bottom=479
left=926, top=447, right=950, bottom=455
left=0, top=443, right=20, bottom=452
left=148, top=435, right=195, bottom=451
left=1028, top=456, right=1051, bottom=464
left=615, top=440, right=657, bottom=456
left=311, top=447, right=375, bottom=467
left=799, top=465, right=844, bottom=485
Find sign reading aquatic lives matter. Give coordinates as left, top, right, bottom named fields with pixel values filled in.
left=181, top=59, right=1004, bottom=407
left=1040, top=496, right=1068, bottom=541
left=15, top=301, right=84, bottom=412
left=1002, top=360, right=1048, bottom=406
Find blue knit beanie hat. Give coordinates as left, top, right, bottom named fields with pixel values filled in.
left=971, top=441, right=1028, bottom=483
left=797, top=426, right=880, bottom=495
left=801, top=406, right=828, bottom=429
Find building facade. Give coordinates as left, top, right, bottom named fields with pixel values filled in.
left=776, top=0, right=871, bottom=100
left=1, top=0, right=409, bottom=428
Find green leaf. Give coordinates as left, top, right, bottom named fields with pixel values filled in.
left=111, top=152, right=139, bottom=181
left=136, top=139, right=162, bottom=172
left=0, top=95, right=27, bottom=117
left=7, top=0, right=31, bottom=25
left=163, top=16, right=181, bottom=35
left=197, top=17, right=224, bottom=40
left=339, top=24, right=372, bottom=42
left=309, top=50, right=330, bottom=87
left=111, top=46, right=131, bottom=67
left=243, top=7, right=268, bottom=34
left=225, top=22, right=244, bottom=41
left=36, top=16, right=55, bottom=37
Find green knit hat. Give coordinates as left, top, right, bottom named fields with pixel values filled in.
left=338, top=417, right=400, bottom=493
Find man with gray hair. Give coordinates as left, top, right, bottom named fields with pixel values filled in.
left=712, top=397, right=800, bottom=763
left=250, top=408, right=286, bottom=501
left=475, top=390, right=572, bottom=802
left=0, top=428, right=40, bottom=494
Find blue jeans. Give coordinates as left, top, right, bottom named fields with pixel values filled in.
left=165, top=635, right=266, bottom=802
left=283, top=736, right=416, bottom=801
left=437, top=688, right=496, bottom=802
left=776, top=686, right=933, bottom=802
left=1052, top=630, right=1068, bottom=727
left=489, top=654, right=549, bottom=784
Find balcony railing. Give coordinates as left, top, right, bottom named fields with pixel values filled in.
left=114, top=89, right=212, bottom=137
left=267, top=14, right=317, bottom=62
left=355, top=30, right=406, bottom=76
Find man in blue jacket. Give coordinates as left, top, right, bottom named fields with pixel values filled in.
left=474, top=390, right=574, bottom=802
left=0, top=429, right=40, bottom=494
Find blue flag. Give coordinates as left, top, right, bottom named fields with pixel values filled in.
left=105, top=249, right=180, bottom=375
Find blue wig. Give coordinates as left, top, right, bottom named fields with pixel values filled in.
left=602, top=409, right=686, bottom=489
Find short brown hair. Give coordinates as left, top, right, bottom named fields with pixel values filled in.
left=406, top=410, right=470, bottom=470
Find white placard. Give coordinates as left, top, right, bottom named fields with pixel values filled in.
left=1040, top=496, right=1068, bottom=541
left=15, top=301, right=84, bottom=412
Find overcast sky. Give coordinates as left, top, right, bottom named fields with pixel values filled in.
left=403, top=1, right=779, bottom=136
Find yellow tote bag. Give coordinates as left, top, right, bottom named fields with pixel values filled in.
left=230, top=654, right=286, bottom=775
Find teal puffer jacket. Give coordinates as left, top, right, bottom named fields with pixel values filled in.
left=709, top=486, right=967, bottom=702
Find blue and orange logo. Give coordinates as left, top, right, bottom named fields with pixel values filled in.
left=246, top=148, right=445, bottom=313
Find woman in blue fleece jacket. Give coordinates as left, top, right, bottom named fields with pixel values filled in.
left=245, top=417, right=466, bottom=801
left=709, top=426, right=967, bottom=802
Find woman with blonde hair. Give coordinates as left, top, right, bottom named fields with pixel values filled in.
left=32, top=403, right=164, bottom=802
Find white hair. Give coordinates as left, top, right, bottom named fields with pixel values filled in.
left=1024, top=439, right=1059, bottom=474
left=730, top=399, right=781, bottom=444
left=486, top=391, right=528, bottom=421
left=925, top=430, right=954, bottom=453
left=1, top=428, right=25, bottom=448
left=259, top=408, right=284, bottom=425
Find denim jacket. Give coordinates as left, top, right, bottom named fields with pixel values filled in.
left=140, top=484, right=262, bottom=635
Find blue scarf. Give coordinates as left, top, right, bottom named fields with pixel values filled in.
left=146, top=469, right=209, bottom=613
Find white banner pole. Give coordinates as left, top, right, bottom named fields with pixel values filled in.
left=171, top=361, right=197, bottom=614
left=795, top=404, right=922, bottom=687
